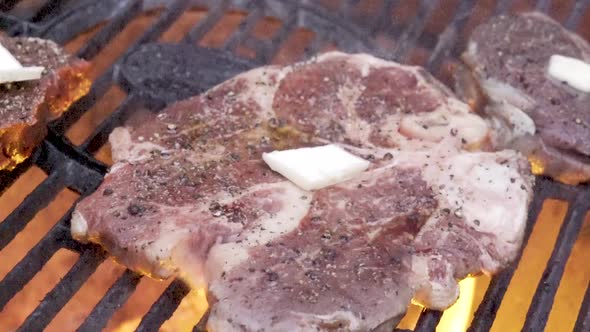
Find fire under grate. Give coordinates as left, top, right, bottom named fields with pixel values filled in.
left=0, top=0, right=589, bottom=331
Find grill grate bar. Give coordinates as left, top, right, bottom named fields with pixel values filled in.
left=523, top=188, right=590, bottom=331
left=80, top=94, right=140, bottom=153
left=390, top=0, right=439, bottom=62
left=50, top=74, right=115, bottom=134
left=77, top=270, right=142, bottom=332
left=369, top=0, right=398, bottom=34
left=534, top=0, right=552, bottom=13
left=76, top=0, right=143, bottom=60
left=17, top=246, right=107, bottom=332
left=493, top=0, right=513, bottom=15
left=414, top=310, right=443, bottom=332
left=426, top=0, right=477, bottom=72
left=0, top=0, right=19, bottom=12
left=0, top=172, right=65, bottom=251
left=222, top=6, right=263, bottom=52
left=0, top=157, right=32, bottom=194
left=565, top=0, right=590, bottom=30
left=132, top=0, right=192, bottom=48
left=0, top=218, right=70, bottom=310
left=193, top=309, right=210, bottom=332
left=255, top=15, right=296, bottom=63
left=52, top=0, right=192, bottom=134
left=574, top=283, right=590, bottom=332
left=303, top=31, right=330, bottom=59
left=183, top=1, right=229, bottom=44
left=467, top=177, right=553, bottom=332
left=135, top=279, right=191, bottom=332
left=30, top=0, right=66, bottom=23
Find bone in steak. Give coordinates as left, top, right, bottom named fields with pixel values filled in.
left=0, top=35, right=90, bottom=171
left=72, top=52, right=532, bottom=331
left=462, top=12, right=590, bottom=184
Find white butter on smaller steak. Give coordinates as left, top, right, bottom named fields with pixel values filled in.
left=0, top=42, right=44, bottom=83
left=547, top=54, right=590, bottom=92
left=262, top=144, right=370, bottom=190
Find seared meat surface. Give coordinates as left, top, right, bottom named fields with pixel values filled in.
left=0, top=35, right=90, bottom=170
left=72, top=52, right=533, bottom=331
left=463, top=12, right=590, bottom=184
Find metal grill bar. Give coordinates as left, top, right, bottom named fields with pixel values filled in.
left=0, top=157, right=31, bottom=194
left=75, top=0, right=143, bottom=60
left=223, top=5, right=263, bottom=52
left=17, top=247, right=107, bottom=332
left=30, top=0, right=65, bottom=23
left=0, top=0, right=19, bottom=12
left=135, top=280, right=191, bottom=332
left=0, top=172, right=65, bottom=251
left=467, top=177, right=553, bottom=332
left=574, top=283, right=590, bottom=332
left=426, top=0, right=477, bottom=72
left=414, top=310, right=443, bottom=332
left=0, top=216, right=70, bottom=310
left=254, top=15, right=296, bottom=62
left=51, top=0, right=192, bottom=135
left=77, top=270, right=142, bottom=332
left=79, top=94, right=140, bottom=153
left=565, top=0, right=590, bottom=29
left=391, top=0, right=439, bottom=61
left=523, top=189, right=590, bottom=331
left=493, top=0, right=513, bottom=15
left=535, top=0, right=552, bottom=13
left=183, top=0, right=229, bottom=44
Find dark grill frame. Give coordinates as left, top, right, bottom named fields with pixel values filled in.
left=0, top=1, right=589, bottom=331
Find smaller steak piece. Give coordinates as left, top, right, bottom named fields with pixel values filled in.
left=462, top=12, right=590, bottom=184
left=0, top=35, right=90, bottom=170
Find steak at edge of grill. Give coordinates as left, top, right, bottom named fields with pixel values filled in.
left=0, top=34, right=90, bottom=171
left=462, top=12, right=590, bottom=185
left=71, top=52, right=533, bottom=331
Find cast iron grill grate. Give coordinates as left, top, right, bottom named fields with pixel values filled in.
left=0, top=0, right=589, bottom=331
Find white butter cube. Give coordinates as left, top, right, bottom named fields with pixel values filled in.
left=262, top=144, right=370, bottom=191
left=0, top=42, right=45, bottom=83
left=547, top=54, right=590, bottom=93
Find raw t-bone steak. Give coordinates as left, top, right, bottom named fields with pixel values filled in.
left=72, top=52, right=533, bottom=331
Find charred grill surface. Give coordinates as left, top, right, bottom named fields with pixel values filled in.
left=0, top=1, right=589, bottom=331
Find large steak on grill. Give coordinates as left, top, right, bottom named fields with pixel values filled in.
left=72, top=52, right=533, bottom=331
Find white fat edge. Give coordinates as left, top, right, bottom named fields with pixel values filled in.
left=70, top=210, right=89, bottom=240
left=335, top=83, right=374, bottom=143
left=398, top=101, right=489, bottom=146
left=238, top=66, right=281, bottom=117
left=479, top=78, right=536, bottom=111
left=547, top=54, right=590, bottom=92
left=411, top=255, right=459, bottom=310
left=291, top=311, right=362, bottom=331
left=109, top=127, right=168, bottom=163
left=486, top=101, right=536, bottom=142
